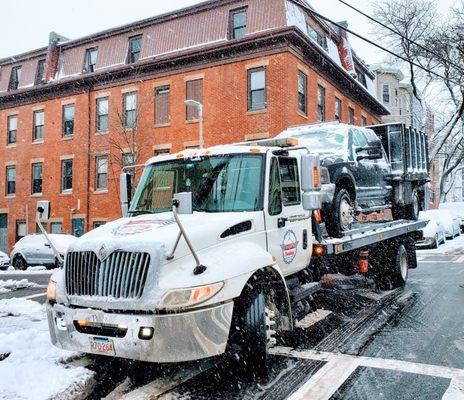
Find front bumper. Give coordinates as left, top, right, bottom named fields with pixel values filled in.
left=47, top=301, right=234, bottom=363
left=416, top=237, right=435, bottom=248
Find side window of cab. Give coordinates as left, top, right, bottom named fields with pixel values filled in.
left=268, top=157, right=282, bottom=216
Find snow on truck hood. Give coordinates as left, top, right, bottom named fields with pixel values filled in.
left=68, top=211, right=259, bottom=260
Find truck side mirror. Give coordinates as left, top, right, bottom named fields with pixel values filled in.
left=173, top=192, right=193, bottom=214
left=120, top=173, right=132, bottom=217
left=36, top=200, right=50, bottom=221
left=301, top=154, right=321, bottom=191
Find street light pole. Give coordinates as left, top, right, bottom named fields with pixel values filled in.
left=184, top=100, right=204, bottom=149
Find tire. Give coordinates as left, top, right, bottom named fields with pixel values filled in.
left=432, top=235, right=439, bottom=249
left=392, top=188, right=419, bottom=221
left=13, top=255, right=28, bottom=271
left=228, top=285, right=276, bottom=379
left=325, top=188, right=354, bottom=238
left=374, top=243, right=409, bottom=290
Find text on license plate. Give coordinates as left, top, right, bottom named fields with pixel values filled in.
left=89, top=337, right=115, bottom=355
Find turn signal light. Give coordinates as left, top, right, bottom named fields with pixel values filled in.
left=313, top=245, right=325, bottom=256
left=313, top=166, right=319, bottom=188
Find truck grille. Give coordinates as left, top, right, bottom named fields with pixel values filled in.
left=65, top=251, right=150, bottom=299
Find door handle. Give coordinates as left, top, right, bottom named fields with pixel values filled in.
left=44, top=243, right=51, bottom=248
left=277, top=217, right=288, bottom=228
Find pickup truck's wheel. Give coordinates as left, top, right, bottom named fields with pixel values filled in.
left=326, top=188, right=354, bottom=238
left=13, top=256, right=28, bottom=271
left=393, top=189, right=419, bottom=221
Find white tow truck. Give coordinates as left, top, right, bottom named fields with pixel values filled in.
left=44, top=136, right=426, bottom=370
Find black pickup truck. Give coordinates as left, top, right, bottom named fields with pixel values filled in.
left=278, top=122, right=429, bottom=237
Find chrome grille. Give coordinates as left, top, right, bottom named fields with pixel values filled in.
left=65, top=251, right=150, bottom=299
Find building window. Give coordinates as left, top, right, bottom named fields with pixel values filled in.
left=317, top=34, right=328, bottom=51
left=127, top=36, right=142, bottom=64
left=306, top=24, right=318, bottom=41
left=8, top=66, right=21, bottom=91
left=50, top=222, right=62, bottom=234
left=96, top=97, right=109, bottom=132
left=62, top=104, right=75, bottom=137
left=362, top=116, right=367, bottom=126
left=335, top=97, right=342, bottom=121
left=16, top=220, right=26, bottom=242
left=154, top=148, right=170, bottom=156
left=6, top=166, right=16, bottom=196
left=32, top=163, right=43, bottom=194
left=248, top=67, right=266, bottom=111
left=229, top=8, right=247, bottom=39
left=123, top=92, right=137, bottom=129
left=61, top=159, right=73, bottom=192
left=93, top=221, right=106, bottom=229
left=298, top=71, right=307, bottom=115
left=155, top=85, right=170, bottom=125
left=33, top=110, right=44, bottom=141
left=186, top=79, right=203, bottom=121
left=7, top=115, right=17, bottom=145
left=36, top=222, right=48, bottom=234
left=357, top=70, right=367, bottom=88
left=382, top=84, right=390, bottom=104
left=123, top=152, right=135, bottom=184
left=349, top=106, right=355, bottom=124
left=83, top=48, right=98, bottom=73
left=317, top=85, right=326, bottom=122
left=95, top=156, right=108, bottom=190
left=35, top=59, right=46, bottom=85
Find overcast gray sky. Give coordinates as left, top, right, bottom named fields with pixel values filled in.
left=0, top=0, right=456, bottom=64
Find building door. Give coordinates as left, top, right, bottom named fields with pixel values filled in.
left=0, top=214, right=7, bottom=253
left=72, top=218, right=84, bottom=237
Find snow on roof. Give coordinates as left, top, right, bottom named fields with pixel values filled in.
left=371, top=64, right=405, bottom=81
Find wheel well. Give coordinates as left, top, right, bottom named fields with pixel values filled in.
left=237, top=267, right=292, bottom=331
left=336, top=177, right=356, bottom=201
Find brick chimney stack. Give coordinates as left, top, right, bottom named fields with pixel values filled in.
left=44, top=32, right=68, bottom=82
left=337, top=21, right=357, bottom=78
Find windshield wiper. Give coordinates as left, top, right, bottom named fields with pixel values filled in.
left=128, top=210, right=159, bottom=216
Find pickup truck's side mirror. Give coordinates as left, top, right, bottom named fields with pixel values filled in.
left=357, top=147, right=383, bottom=161
left=173, top=192, right=193, bottom=214
left=120, top=173, right=132, bottom=217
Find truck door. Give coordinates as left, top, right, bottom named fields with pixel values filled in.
left=350, top=128, right=382, bottom=206
left=265, top=156, right=312, bottom=276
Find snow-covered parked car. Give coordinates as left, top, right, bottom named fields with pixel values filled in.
left=439, top=202, right=464, bottom=233
left=417, top=211, right=446, bottom=248
left=10, top=234, right=76, bottom=270
left=421, top=209, right=460, bottom=240
left=0, top=251, right=10, bottom=270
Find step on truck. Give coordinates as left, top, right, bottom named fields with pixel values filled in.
left=43, top=136, right=426, bottom=371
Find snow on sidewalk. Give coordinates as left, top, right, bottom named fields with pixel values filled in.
left=0, top=279, right=41, bottom=294
left=0, top=298, right=94, bottom=400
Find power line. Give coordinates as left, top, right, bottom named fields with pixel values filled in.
left=299, top=5, right=460, bottom=85
left=337, top=0, right=464, bottom=75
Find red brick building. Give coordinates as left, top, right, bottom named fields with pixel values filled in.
left=0, top=0, right=388, bottom=251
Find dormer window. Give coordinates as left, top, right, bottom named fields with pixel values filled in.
left=127, top=36, right=142, bottom=64
left=229, top=8, right=247, bottom=39
left=8, top=66, right=21, bottom=91
left=84, top=48, right=98, bottom=73
left=306, top=24, right=328, bottom=51
left=356, top=69, right=367, bottom=88
left=35, top=59, right=46, bottom=85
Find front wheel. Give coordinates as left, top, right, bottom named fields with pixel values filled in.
left=13, top=256, right=28, bottom=271
left=432, top=235, right=439, bottom=249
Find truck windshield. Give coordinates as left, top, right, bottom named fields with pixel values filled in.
left=129, top=154, right=264, bottom=214
left=293, top=128, right=347, bottom=152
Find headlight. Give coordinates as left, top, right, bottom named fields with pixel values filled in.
left=320, top=167, right=331, bottom=185
left=159, top=282, right=224, bottom=310
left=47, top=280, right=56, bottom=301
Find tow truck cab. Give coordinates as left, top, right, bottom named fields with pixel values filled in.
left=46, top=139, right=322, bottom=363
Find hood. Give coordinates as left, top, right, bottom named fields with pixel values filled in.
left=421, top=220, right=437, bottom=238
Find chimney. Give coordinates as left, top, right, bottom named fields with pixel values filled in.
left=44, top=32, right=68, bottom=82
left=336, top=21, right=357, bottom=78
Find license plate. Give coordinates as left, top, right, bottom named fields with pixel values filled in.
left=89, top=337, right=115, bottom=355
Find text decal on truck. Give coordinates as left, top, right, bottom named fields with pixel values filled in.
left=112, top=219, right=175, bottom=236
left=281, top=230, right=299, bottom=264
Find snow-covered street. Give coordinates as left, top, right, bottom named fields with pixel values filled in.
left=0, top=298, right=94, bottom=400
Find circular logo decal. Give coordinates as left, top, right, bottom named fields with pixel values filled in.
left=281, top=230, right=299, bottom=264
left=112, top=219, right=174, bottom=237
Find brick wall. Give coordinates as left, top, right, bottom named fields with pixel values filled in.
left=0, top=51, right=380, bottom=250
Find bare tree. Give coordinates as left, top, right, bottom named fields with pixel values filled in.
left=372, top=0, right=464, bottom=201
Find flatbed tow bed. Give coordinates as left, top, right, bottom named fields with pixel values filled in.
left=316, top=219, right=427, bottom=255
